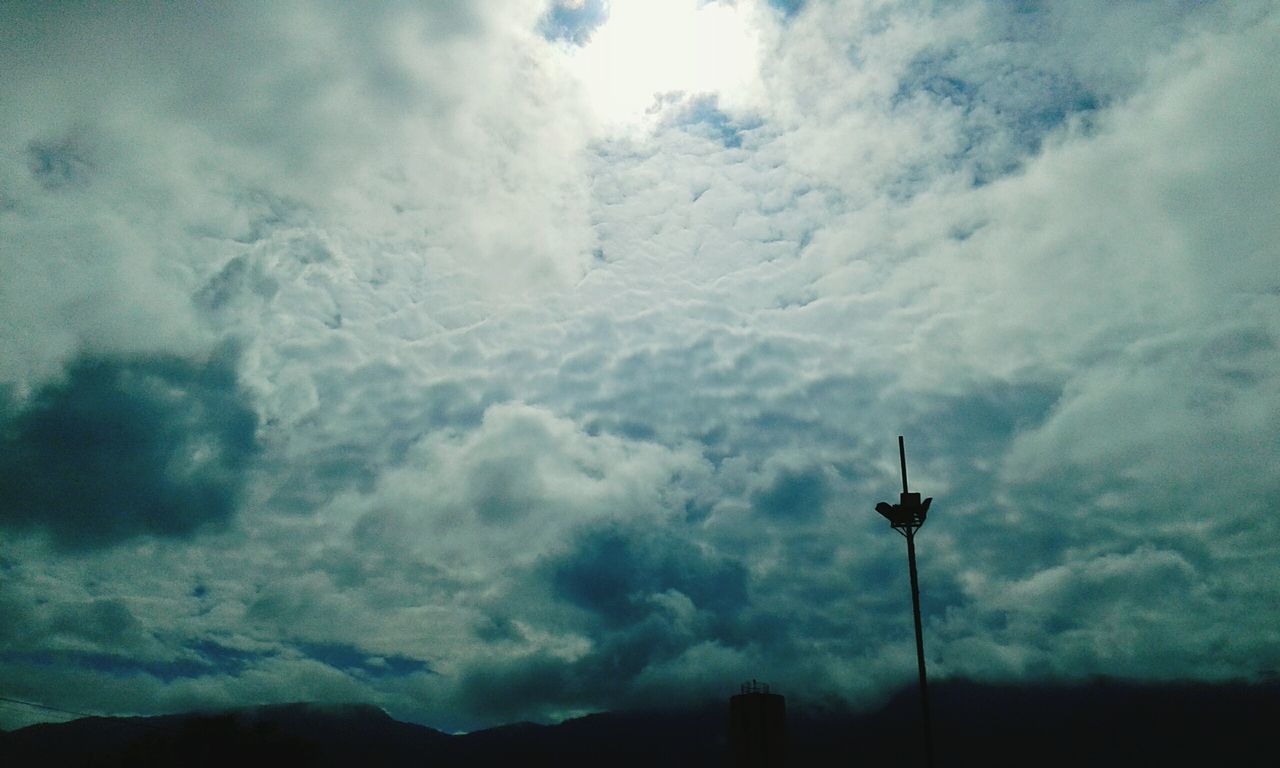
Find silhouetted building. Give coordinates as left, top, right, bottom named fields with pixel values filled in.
left=729, top=680, right=786, bottom=768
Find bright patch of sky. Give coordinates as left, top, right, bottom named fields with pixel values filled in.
left=560, top=0, right=763, bottom=127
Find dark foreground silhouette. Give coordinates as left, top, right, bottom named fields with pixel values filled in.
left=2, top=679, right=1276, bottom=766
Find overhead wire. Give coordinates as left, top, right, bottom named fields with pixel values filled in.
left=0, top=696, right=99, bottom=721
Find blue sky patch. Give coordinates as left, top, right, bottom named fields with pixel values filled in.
left=540, top=0, right=610, bottom=45
left=294, top=641, right=434, bottom=678
left=894, top=51, right=1102, bottom=184
left=768, top=0, right=806, bottom=19
left=663, top=94, right=760, bottom=148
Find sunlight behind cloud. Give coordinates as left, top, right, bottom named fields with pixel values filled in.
left=563, top=0, right=762, bottom=127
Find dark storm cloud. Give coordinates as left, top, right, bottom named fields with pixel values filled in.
left=2, top=631, right=272, bottom=683
left=912, top=382, right=1062, bottom=446
left=549, top=520, right=749, bottom=629
left=750, top=464, right=830, bottom=520
left=0, top=649, right=211, bottom=683
left=0, top=349, right=258, bottom=549
left=46, top=598, right=147, bottom=646
left=460, top=518, right=752, bottom=720
left=453, top=651, right=581, bottom=722
left=900, top=379, right=1062, bottom=499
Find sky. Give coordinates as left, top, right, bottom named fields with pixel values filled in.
left=1, top=0, right=1278, bottom=734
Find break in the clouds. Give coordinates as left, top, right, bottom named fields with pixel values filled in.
left=541, top=0, right=611, bottom=45
left=1, top=0, right=1278, bottom=733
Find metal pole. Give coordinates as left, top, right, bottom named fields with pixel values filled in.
left=897, top=436, right=934, bottom=767
left=906, top=527, right=934, bottom=768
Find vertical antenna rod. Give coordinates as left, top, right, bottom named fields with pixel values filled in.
left=898, top=435, right=909, bottom=494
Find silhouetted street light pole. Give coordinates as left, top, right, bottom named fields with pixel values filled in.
left=875, top=436, right=935, bottom=768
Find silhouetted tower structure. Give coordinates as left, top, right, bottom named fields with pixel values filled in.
left=875, top=436, right=935, bottom=768
left=729, top=680, right=786, bottom=768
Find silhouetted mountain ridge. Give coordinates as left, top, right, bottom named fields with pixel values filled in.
left=2, top=679, right=1275, bottom=766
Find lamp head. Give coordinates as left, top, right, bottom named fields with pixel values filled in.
left=876, top=494, right=932, bottom=528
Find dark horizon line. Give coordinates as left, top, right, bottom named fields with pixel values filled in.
left=5, top=673, right=1278, bottom=735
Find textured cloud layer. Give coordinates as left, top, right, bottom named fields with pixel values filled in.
left=1, top=0, right=1277, bottom=733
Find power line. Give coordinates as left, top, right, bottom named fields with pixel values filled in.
left=0, top=696, right=98, bottom=720
left=0, top=696, right=186, bottom=736
left=0, top=701, right=77, bottom=724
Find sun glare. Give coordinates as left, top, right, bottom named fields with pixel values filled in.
left=563, top=0, right=762, bottom=127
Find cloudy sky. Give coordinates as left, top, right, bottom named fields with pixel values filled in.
left=1, top=0, right=1278, bottom=733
